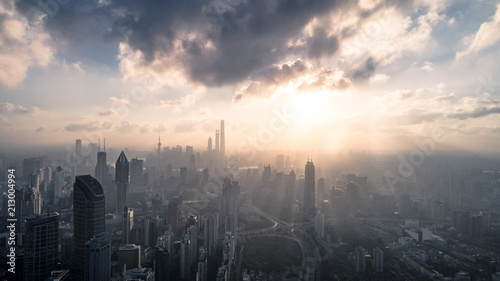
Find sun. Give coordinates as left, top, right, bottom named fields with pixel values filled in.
left=289, top=91, right=333, bottom=126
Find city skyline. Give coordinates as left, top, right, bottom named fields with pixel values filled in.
left=0, top=0, right=500, bottom=154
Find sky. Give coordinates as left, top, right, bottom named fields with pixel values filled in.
left=1, top=0, right=500, bottom=154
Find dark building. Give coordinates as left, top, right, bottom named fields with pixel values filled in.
left=24, top=213, right=60, bottom=281
left=94, top=146, right=109, bottom=189
left=154, top=246, right=169, bottom=281
left=303, top=160, right=316, bottom=216
left=84, top=232, right=111, bottom=281
left=73, top=175, right=106, bottom=281
left=130, top=158, right=144, bottom=187
left=116, top=151, right=129, bottom=213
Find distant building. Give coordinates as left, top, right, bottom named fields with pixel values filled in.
left=180, top=236, right=190, bottom=280
left=315, top=213, right=325, bottom=239
left=303, top=160, right=316, bottom=216
left=204, top=214, right=218, bottom=256
left=116, top=151, right=129, bottom=214
left=130, top=158, right=144, bottom=187
left=24, top=213, right=59, bottom=281
left=355, top=246, right=366, bottom=273
left=197, top=247, right=207, bottom=281
left=373, top=247, right=384, bottom=272
left=123, top=207, right=134, bottom=244
left=154, top=245, right=169, bottom=281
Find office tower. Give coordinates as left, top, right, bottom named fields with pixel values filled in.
left=373, top=247, right=384, bottom=273
left=262, top=165, right=272, bottom=188
left=157, top=133, right=162, bottom=159
left=204, top=213, right=218, bottom=256
left=73, top=175, right=106, bottom=281
left=118, top=244, right=141, bottom=271
left=208, top=137, right=212, bottom=152
left=286, top=170, right=296, bottom=211
left=315, top=213, right=325, bottom=239
left=24, top=213, right=59, bottom=281
left=167, top=201, right=178, bottom=233
left=116, top=151, right=129, bottom=213
left=355, top=246, right=366, bottom=272
left=187, top=225, right=199, bottom=265
left=197, top=247, right=207, bottom=281
left=95, top=141, right=109, bottom=188
left=31, top=173, right=40, bottom=189
left=154, top=245, right=169, bottom=281
left=123, top=268, right=154, bottom=281
left=76, top=139, right=82, bottom=156
left=180, top=235, right=190, bottom=280
left=157, top=231, right=175, bottom=264
left=303, top=160, right=316, bottom=216
left=144, top=216, right=163, bottom=247
left=54, top=166, right=64, bottom=205
left=84, top=232, right=111, bottom=281
left=123, top=207, right=134, bottom=244
left=43, top=166, right=52, bottom=185
left=215, top=130, right=220, bottom=153
left=130, top=158, right=144, bottom=187
left=220, top=120, right=225, bottom=162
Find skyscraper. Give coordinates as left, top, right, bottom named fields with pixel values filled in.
left=220, top=120, right=225, bottom=162
left=130, top=158, right=144, bottom=187
left=54, top=166, right=64, bottom=205
left=197, top=247, right=207, bottom=281
left=24, top=213, right=60, bottom=281
left=303, top=160, right=316, bottom=216
left=157, top=133, right=162, bottom=159
left=123, top=207, right=134, bottom=244
left=94, top=141, right=108, bottom=188
left=84, top=232, right=111, bottom=281
left=154, top=245, right=169, bottom=281
left=315, top=213, right=325, bottom=239
left=118, top=244, right=141, bottom=271
left=116, top=151, right=129, bottom=213
left=355, top=246, right=366, bottom=273
left=204, top=214, right=218, bottom=256
left=215, top=130, right=220, bottom=151
left=180, top=236, right=190, bottom=280
left=373, top=247, right=384, bottom=273
left=73, top=175, right=106, bottom=281
left=208, top=136, right=212, bottom=152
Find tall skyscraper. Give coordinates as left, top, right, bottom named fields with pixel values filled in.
left=76, top=139, right=82, bottom=156
left=73, top=175, right=106, bottom=281
left=24, top=213, right=60, bottom=281
left=130, top=158, right=144, bottom=187
left=197, top=247, right=208, bottom=281
left=373, top=247, right=384, bottom=272
left=154, top=245, right=169, bottom=281
left=303, top=160, right=316, bottom=216
left=180, top=235, right=190, bottom=280
left=157, top=133, right=162, bottom=159
left=204, top=214, right=218, bottom=256
left=84, top=232, right=111, bottom=281
left=94, top=140, right=108, bottom=188
left=208, top=136, right=212, bottom=152
left=355, top=246, right=366, bottom=273
left=54, top=166, right=64, bottom=205
left=220, top=120, right=225, bottom=162
left=215, top=130, right=220, bottom=153
left=315, top=213, right=325, bottom=239
left=118, top=244, right=141, bottom=271
left=116, top=151, right=129, bottom=213
left=123, top=207, right=134, bottom=244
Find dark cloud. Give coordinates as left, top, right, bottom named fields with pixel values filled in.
left=35, top=127, right=45, bottom=132
left=448, top=106, right=500, bottom=120
left=350, top=57, right=377, bottom=82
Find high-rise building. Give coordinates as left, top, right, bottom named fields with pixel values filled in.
left=187, top=226, right=199, bottom=265
left=123, top=207, right=134, bottom=244
left=355, top=246, right=366, bottom=273
left=144, top=216, right=163, bottom=248
left=180, top=235, right=190, bottom=280
left=157, top=133, right=162, bottom=159
left=315, top=213, right=325, bottom=239
left=76, top=139, right=82, bottom=156
left=73, top=175, right=106, bottom=281
left=157, top=231, right=175, bottom=264
left=54, top=166, right=64, bottom=205
left=208, top=137, right=212, bottom=152
left=215, top=130, right=220, bottom=153
left=204, top=214, right=218, bottom=256
left=130, top=158, right=144, bottom=187
left=84, top=232, right=111, bottom=281
left=118, top=244, right=141, bottom=272
left=286, top=170, right=296, bottom=211
left=303, top=160, right=316, bottom=216
left=116, top=151, right=129, bottom=213
left=123, top=268, right=155, bottom=281
left=154, top=245, right=169, bottom=281
left=95, top=141, right=109, bottom=189
left=220, top=120, right=225, bottom=163
left=24, top=213, right=60, bottom=281
left=197, top=247, right=207, bottom=281
left=373, top=247, right=384, bottom=273
left=167, top=201, right=178, bottom=233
